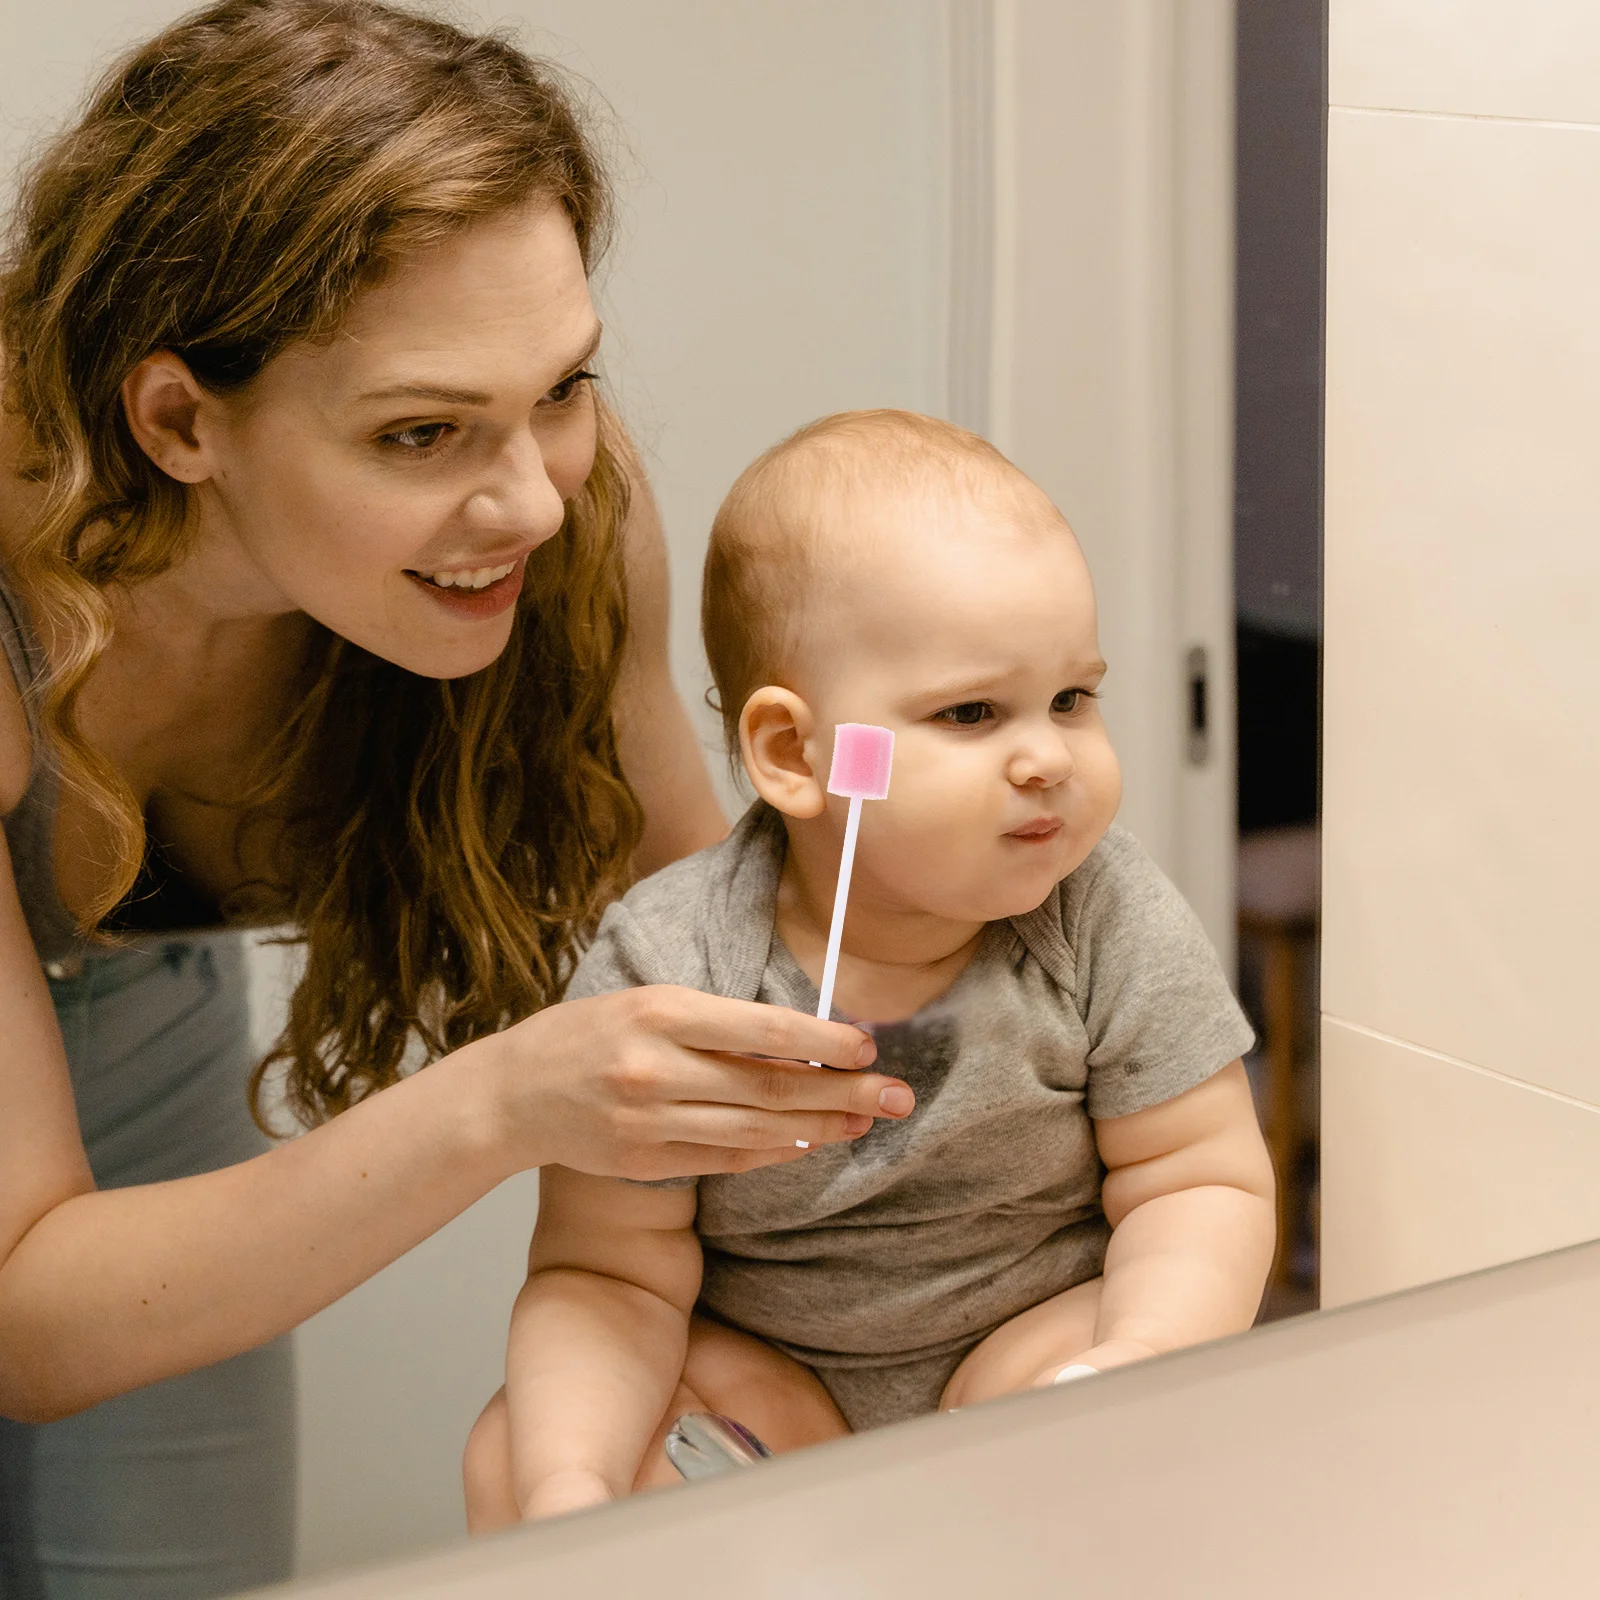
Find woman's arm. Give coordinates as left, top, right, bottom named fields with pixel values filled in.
left=0, top=817, right=535, bottom=1422
left=609, top=435, right=727, bottom=876
left=1062, top=1061, right=1276, bottom=1376
left=0, top=835, right=905, bottom=1422
left=504, top=1167, right=700, bottom=1518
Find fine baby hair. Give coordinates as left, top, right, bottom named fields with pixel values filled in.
left=700, top=408, right=1053, bottom=778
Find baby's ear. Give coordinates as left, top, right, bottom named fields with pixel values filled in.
left=739, top=688, right=826, bottom=818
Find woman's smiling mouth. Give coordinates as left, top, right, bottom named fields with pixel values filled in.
left=412, top=561, right=517, bottom=590
left=404, top=555, right=527, bottom=618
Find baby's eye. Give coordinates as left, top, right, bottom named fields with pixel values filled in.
left=934, top=701, right=993, bottom=727
left=1053, top=688, right=1098, bottom=715
left=380, top=421, right=455, bottom=452
left=540, top=369, right=597, bottom=407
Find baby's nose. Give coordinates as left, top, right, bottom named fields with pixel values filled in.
left=1008, top=733, right=1074, bottom=787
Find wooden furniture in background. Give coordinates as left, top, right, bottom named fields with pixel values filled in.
left=1237, top=825, right=1320, bottom=1301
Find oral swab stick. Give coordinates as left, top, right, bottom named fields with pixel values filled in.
left=807, top=723, right=894, bottom=1072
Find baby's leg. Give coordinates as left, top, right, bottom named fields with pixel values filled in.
left=465, top=1316, right=850, bottom=1526
left=938, top=1277, right=1104, bottom=1411
left=632, top=1314, right=851, bottom=1491
left=462, top=1387, right=519, bottom=1532
left=464, top=1376, right=717, bottom=1527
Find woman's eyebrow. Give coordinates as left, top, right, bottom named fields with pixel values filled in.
left=357, top=381, right=493, bottom=404
left=567, top=322, right=604, bottom=370
left=356, top=324, right=604, bottom=406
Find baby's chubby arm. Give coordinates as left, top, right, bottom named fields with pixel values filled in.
left=1064, top=1061, right=1275, bottom=1379
left=505, top=1167, right=700, bottom=1518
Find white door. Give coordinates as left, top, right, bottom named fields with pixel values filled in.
left=952, top=0, right=1239, bottom=963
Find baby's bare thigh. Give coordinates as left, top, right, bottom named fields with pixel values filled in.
left=939, top=1277, right=1103, bottom=1410
left=635, top=1317, right=849, bottom=1492
left=684, top=1315, right=851, bottom=1450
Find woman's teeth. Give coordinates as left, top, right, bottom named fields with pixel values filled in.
left=417, top=562, right=516, bottom=591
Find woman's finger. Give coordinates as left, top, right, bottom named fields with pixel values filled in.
left=646, top=1141, right=816, bottom=1179
left=662, top=1104, right=876, bottom=1151
left=689, top=1054, right=916, bottom=1122
left=633, top=987, right=879, bottom=1072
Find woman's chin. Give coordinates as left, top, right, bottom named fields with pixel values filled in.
left=410, top=638, right=514, bottom=679
left=339, top=619, right=516, bottom=680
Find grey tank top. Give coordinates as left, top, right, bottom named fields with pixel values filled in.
left=0, top=561, right=95, bottom=972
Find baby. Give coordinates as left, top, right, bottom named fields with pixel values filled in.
left=464, top=410, right=1274, bottom=1524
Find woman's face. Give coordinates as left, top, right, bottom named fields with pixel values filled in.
left=195, top=200, right=601, bottom=678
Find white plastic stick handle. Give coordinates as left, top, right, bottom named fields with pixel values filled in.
left=809, top=794, right=863, bottom=1065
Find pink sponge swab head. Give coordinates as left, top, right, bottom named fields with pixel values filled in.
left=827, top=723, right=895, bottom=800
left=805, top=723, right=895, bottom=1076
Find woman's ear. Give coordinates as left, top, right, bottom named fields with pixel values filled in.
left=739, top=687, right=827, bottom=819
left=120, top=352, right=220, bottom=484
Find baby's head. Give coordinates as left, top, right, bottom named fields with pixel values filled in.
left=702, top=410, right=1121, bottom=924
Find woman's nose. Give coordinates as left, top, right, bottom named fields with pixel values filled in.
left=463, top=433, right=566, bottom=545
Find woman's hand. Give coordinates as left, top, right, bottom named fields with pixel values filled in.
left=472, top=986, right=915, bottom=1182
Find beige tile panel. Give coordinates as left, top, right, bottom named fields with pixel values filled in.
left=1331, top=0, right=1600, bottom=125
left=1323, top=107, right=1600, bottom=1105
left=1321, top=1018, right=1600, bottom=1308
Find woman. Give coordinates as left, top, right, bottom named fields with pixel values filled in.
left=0, top=2, right=910, bottom=1594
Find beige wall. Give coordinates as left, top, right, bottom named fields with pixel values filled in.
left=1322, top=1, right=1600, bottom=1305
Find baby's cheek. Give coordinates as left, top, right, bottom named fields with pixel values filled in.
left=868, top=804, right=969, bottom=885
left=1078, top=736, right=1123, bottom=819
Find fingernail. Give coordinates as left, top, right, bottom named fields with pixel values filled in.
left=1052, top=1364, right=1099, bottom=1385
left=855, top=1039, right=878, bottom=1067
left=795, top=1140, right=810, bottom=1149
left=878, top=1085, right=914, bottom=1116
left=845, top=1113, right=872, bottom=1134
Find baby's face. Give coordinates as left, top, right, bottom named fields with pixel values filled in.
left=797, top=485, right=1121, bottom=925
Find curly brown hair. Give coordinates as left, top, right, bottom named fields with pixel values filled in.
left=0, top=0, right=643, bottom=1126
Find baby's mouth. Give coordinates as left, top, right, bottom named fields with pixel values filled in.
left=1006, top=818, right=1064, bottom=841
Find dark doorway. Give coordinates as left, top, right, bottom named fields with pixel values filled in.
left=1234, top=0, right=1325, bottom=1318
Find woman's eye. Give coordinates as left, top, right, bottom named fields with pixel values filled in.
left=541, top=369, right=598, bottom=406
left=381, top=422, right=454, bottom=452
left=935, top=701, right=992, bottom=727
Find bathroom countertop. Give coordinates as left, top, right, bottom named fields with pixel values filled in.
left=254, top=1234, right=1600, bottom=1598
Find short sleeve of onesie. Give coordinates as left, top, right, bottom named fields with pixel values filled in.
left=563, top=900, right=677, bottom=1003
left=1062, top=826, right=1257, bottom=1121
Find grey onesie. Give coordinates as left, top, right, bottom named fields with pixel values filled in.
left=564, top=801, right=1255, bottom=1430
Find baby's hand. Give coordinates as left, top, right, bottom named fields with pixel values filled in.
left=522, top=1466, right=616, bottom=1521
left=1032, top=1337, right=1159, bottom=1388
